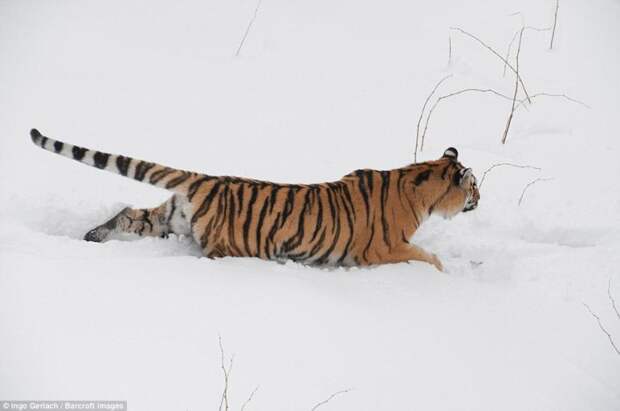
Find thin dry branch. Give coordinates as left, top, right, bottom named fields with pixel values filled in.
left=240, top=386, right=260, bottom=411
left=311, top=389, right=352, bottom=411
left=502, top=27, right=524, bottom=144
left=450, top=27, right=532, bottom=103
left=609, top=278, right=620, bottom=322
left=420, top=88, right=516, bottom=151
left=478, top=162, right=541, bottom=189
left=448, top=35, right=452, bottom=66
left=518, top=177, right=553, bottom=205
left=235, top=0, right=264, bottom=57
left=414, top=74, right=452, bottom=162
left=550, top=0, right=560, bottom=50
left=516, top=93, right=591, bottom=111
left=583, top=302, right=620, bottom=356
left=218, top=336, right=234, bottom=411
left=503, top=30, right=520, bottom=77
left=504, top=26, right=551, bottom=77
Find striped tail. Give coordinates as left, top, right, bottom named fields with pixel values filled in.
left=30, top=128, right=202, bottom=194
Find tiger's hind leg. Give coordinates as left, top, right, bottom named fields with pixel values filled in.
left=84, top=195, right=191, bottom=243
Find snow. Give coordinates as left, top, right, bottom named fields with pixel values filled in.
left=1, top=0, right=620, bottom=410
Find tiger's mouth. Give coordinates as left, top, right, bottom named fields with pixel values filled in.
left=463, top=204, right=477, bottom=212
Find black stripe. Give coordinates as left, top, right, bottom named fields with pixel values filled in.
left=366, top=170, right=374, bottom=193
left=188, top=176, right=212, bottom=200
left=53, top=141, right=63, bottom=153
left=134, top=161, right=156, bottom=181
left=325, top=187, right=337, bottom=234
left=380, top=171, right=391, bottom=249
left=279, top=187, right=297, bottom=227
left=242, top=184, right=259, bottom=256
left=166, top=172, right=191, bottom=189
left=150, top=168, right=176, bottom=184
left=315, top=204, right=342, bottom=266
left=255, top=194, right=271, bottom=256
left=227, top=187, right=242, bottom=256
left=116, top=156, right=131, bottom=176
left=441, top=164, right=451, bottom=179
left=336, top=188, right=355, bottom=264
left=428, top=185, right=452, bottom=215
left=167, top=196, right=177, bottom=223
left=93, top=152, right=110, bottom=169
left=72, top=146, right=87, bottom=160
left=340, top=184, right=356, bottom=220
left=414, top=169, right=432, bottom=186
left=268, top=185, right=281, bottom=214
left=191, top=182, right=222, bottom=224
left=283, top=188, right=312, bottom=252
left=40, top=137, right=48, bottom=148
left=363, top=223, right=375, bottom=263
left=265, top=212, right=282, bottom=259
left=356, top=170, right=371, bottom=225
left=236, top=183, right=245, bottom=216
left=310, top=188, right=324, bottom=242
left=306, top=228, right=327, bottom=261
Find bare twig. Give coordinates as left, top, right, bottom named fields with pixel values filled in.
left=448, top=35, right=452, bottom=66
left=583, top=302, right=620, bottom=356
left=503, top=30, right=520, bottom=77
left=550, top=0, right=560, bottom=50
left=518, top=177, right=553, bottom=205
left=414, top=74, right=452, bottom=162
left=516, top=93, right=591, bottom=111
left=504, top=26, right=552, bottom=77
left=420, top=88, right=516, bottom=150
left=450, top=27, right=532, bottom=103
left=609, top=278, right=620, bottom=322
left=478, top=162, right=541, bottom=189
left=240, top=386, right=260, bottom=411
left=218, top=336, right=234, bottom=411
left=502, top=27, right=524, bottom=144
left=235, top=0, right=264, bottom=57
left=311, top=389, right=352, bottom=411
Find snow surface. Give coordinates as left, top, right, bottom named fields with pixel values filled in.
left=1, top=0, right=620, bottom=410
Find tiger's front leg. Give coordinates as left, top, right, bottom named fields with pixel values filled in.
left=84, top=195, right=191, bottom=242
left=367, top=244, right=444, bottom=271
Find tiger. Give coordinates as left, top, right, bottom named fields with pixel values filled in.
left=29, top=128, right=479, bottom=271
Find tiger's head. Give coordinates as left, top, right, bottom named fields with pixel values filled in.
left=412, top=147, right=480, bottom=219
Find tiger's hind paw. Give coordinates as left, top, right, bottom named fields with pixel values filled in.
left=83, top=227, right=109, bottom=243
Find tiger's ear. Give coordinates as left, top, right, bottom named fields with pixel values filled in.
left=443, top=147, right=458, bottom=160
left=454, top=168, right=472, bottom=186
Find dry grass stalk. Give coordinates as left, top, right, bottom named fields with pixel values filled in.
left=518, top=177, right=553, bottom=205
left=420, top=88, right=516, bottom=151
left=478, top=162, right=541, bottom=189
left=609, top=278, right=620, bottom=321
left=240, top=386, right=260, bottom=411
left=311, top=389, right=352, bottom=411
left=414, top=74, right=452, bottom=162
left=448, top=35, right=452, bottom=66
left=504, top=26, right=551, bottom=77
left=503, top=30, right=520, bottom=77
left=502, top=27, right=524, bottom=144
left=550, top=0, right=560, bottom=50
left=515, top=93, right=591, bottom=111
left=583, top=302, right=620, bottom=356
left=218, top=336, right=235, bottom=411
left=235, top=0, right=264, bottom=57
left=450, top=26, right=532, bottom=103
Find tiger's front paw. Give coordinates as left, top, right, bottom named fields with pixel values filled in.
left=431, top=254, right=444, bottom=272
